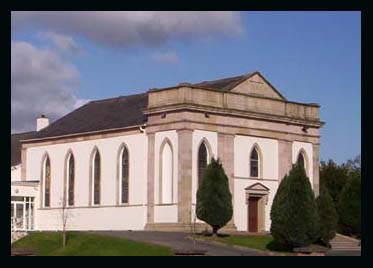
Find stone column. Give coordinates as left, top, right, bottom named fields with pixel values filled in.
left=278, top=140, right=293, bottom=181
left=312, top=143, right=320, bottom=197
left=177, top=129, right=193, bottom=223
left=218, top=133, right=236, bottom=230
left=146, top=133, right=155, bottom=224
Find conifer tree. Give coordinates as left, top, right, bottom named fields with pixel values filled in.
left=196, top=158, right=233, bottom=236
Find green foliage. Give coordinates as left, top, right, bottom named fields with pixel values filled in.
left=316, top=188, right=338, bottom=246
left=338, top=172, right=361, bottom=235
left=196, top=158, right=233, bottom=235
left=320, top=159, right=349, bottom=205
left=270, top=165, right=320, bottom=248
left=12, top=232, right=173, bottom=256
left=320, top=155, right=361, bottom=237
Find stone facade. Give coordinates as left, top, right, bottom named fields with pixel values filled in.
left=16, top=72, right=323, bottom=232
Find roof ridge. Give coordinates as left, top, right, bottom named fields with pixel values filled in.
left=11, top=130, right=37, bottom=136
left=90, top=92, right=147, bottom=104
left=193, top=73, right=250, bottom=85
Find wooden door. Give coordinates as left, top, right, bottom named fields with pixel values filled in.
left=248, top=197, right=259, bottom=232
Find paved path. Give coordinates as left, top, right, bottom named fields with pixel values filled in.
left=93, top=231, right=269, bottom=256
left=325, top=250, right=361, bottom=256
left=327, top=234, right=361, bottom=256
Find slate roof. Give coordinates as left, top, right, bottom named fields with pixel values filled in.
left=11, top=131, right=37, bottom=166
left=192, top=73, right=251, bottom=91
left=19, top=71, right=285, bottom=142
left=29, top=93, right=148, bottom=140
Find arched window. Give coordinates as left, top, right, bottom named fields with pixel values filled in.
left=120, top=146, right=129, bottom=204
left=250, top=147, right=260, bottom=178
left=92, top=150, right=101, bottom=205
left=43, top=156, right=51, bottom=207
left=67, top=153, right=75, bottom=206
left=297, top=151, right=306, bottom=172
left=198, top=142, right=208, bottom=187
left=160, top=140, right=173, bottom=204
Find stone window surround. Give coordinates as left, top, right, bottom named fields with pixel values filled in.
left=63, top=150, right=75, bottom=208
left=158, top=137, right=174, bottom=205
left=40, top=152, right=51, bottom=209
left=249, top=143, right=263, bottom=179
left=117, top=143, right=130, bottom=206
left=89, top=147, right=102, bottom=207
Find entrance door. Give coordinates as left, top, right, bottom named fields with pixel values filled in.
left=248, top=196, right=259, bottom=232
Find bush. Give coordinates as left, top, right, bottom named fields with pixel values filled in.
left=320, top=160, right=349, bottom=205
left=196, top=158, right=233, bottom=235
left=338, top=173, right=361, bottom=236
left=316, top=189, right=338, bottom=246
left=270, top=165, right=320, bottom=248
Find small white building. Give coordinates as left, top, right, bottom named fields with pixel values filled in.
left=11, top=71, right=323, bottom=233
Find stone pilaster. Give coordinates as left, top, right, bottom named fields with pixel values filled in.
left=312, top=143, right=320, bottom=197
left=218, top=133, right=236, bottom=229
left=218, top=133, right=235, bottom=200
left=278, top=140, right=293, bottom=181
left=146, top=133, right=155, bottom=224
left=177, top=129, right=193, bottom=223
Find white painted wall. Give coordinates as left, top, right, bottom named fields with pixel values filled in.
left=234, top=135, right=278, bottom=180
left=154, top=130, right=178, bottom=205
left=11, top=165, right=21, bottom=181
left=154, top=205, right=178, bottom=223
left=191, top=130, right=218, bottom=206
left=25, top=133, right=148, bottom=230
left=292, top=141, right=313, bottom=187
left=191, top=130, right=218, bottom=223
left=233, top=135, right=279, bottom=231
left=11, top=184, right=38, bottom=198
left=35, top=206, right=146, bottom=231
left=234, top=179, right=278, bottom=231
left=153, top=130, right=178, bottom=223
left=161, top=143, right=173, bottom=203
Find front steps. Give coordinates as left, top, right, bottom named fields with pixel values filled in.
left=330, top=234, right=361, bottom=251
left=11, top=231, right=27, bottom=244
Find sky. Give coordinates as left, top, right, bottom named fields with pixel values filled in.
left=11, top=11, right=361, bottom=164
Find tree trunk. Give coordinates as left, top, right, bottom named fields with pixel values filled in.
left=63, top=231, right=67, bottom=248
left=212, top=226, right=219, bottom=236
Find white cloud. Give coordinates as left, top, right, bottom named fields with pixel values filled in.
left=38, top=31, right=83, bottom=54
left=151, top=51, right=180, bottom=64
left=11, top=41, right=85, bottom=133
left=12, top=11, right=243, bottom=49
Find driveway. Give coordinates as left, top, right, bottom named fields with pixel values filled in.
left=325, top=250, right=361, bottom=256
left=93, top=231, right=269, bottom=256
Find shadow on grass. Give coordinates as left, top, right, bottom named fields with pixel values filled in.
left=265, top=240, right=293, bottom=253
left=197, top=232, right=230, bottom=238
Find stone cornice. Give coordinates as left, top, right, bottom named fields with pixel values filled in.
left=144, top=103, right=324, bottom=128
left=148, top=85, right=320, bottom=108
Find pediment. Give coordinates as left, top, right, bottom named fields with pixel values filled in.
left=245, top=182, right=270, bottom=192
left=230, top=72, right=286, bottom=100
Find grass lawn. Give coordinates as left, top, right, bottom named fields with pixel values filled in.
left=196, top=234, right=328, bottom=255
left=12, top=232, right=173, bottom=256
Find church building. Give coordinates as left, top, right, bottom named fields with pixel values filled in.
left=11, top=71, right=323, bottom=233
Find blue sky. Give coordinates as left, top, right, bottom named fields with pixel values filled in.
left=11, top=11, right=361, bottom=164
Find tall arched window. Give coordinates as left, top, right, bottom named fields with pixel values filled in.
left=198, top=142, right=208, bottom=187
left=67, top=153, right=75, bottom=206
left=297, top=151, right=306, bottom=172
left=160, top=140, right=173, bottom=204
left=250, top=147, right=260, bottom=178
left=120, top=146, right=129, bottom=204
left=92, top=150, right=101, bottom=205
left=43, top=156, right=51, bottom=207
